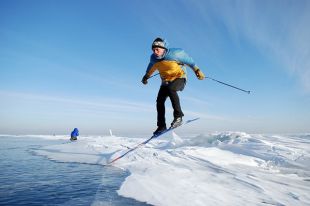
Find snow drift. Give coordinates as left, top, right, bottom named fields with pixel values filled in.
left=32, top=132, right=310, bottom=206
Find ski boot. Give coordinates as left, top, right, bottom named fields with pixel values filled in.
left=171, top=117, right=182, bottom=128
left=153, top=125, right=167, bottom=136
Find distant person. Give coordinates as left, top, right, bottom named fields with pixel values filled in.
left=70, top=128, right=79, bottom=141
left=142, top=37, right=205, bottom=136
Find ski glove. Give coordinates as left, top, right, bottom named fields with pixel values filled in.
left=195, top=69, right=205, bottom=80
left=141, top=74, right=149, bottom=85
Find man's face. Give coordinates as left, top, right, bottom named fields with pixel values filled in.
left=152, top=47, right=165, bottom=58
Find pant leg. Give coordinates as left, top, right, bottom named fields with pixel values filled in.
left=169, top=78, right=186, bottom=91
left=156, top=86, right=169, bottom=127
left=168, top=89, right=184, bottom=118
left=167, top=79, right=185, bottom=118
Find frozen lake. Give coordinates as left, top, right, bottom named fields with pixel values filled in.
left=0, top=136, right=150, bottom=205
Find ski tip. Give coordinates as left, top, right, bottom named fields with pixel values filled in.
left=186, top=117, right=200, bottom=123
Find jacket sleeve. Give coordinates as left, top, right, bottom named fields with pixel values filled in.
left=145, top=55, right=157, bottom=77
left=175, top=49, right=199, bottom=71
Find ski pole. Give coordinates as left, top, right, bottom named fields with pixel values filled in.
left=148, top=73, right=251, bottom=94
left=205, top=76, right=251, bottom=94
left=148, top=73, right=160, bottom=79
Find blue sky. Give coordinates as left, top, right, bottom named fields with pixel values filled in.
left=1, top=0, right=309, bottom=135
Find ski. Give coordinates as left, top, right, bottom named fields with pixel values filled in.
left=108, top=118, right=199, bottom=164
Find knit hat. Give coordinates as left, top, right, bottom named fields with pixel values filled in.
left=152, top=37, right=167, bottom=50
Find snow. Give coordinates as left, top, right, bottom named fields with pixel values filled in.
left=30, top=131, right=310, bottom=206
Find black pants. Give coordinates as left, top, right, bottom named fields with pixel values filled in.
left=156, top=78, right=186, bottom=127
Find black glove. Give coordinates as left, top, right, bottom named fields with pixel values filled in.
left=141, top=75, right=149, bottom=85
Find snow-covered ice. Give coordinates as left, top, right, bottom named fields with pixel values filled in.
left=32, top=132, right=310, bottom=206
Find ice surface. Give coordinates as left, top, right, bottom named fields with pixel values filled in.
left=31, top=132, right=310, bottom=206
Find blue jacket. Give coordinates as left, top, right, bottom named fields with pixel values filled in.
left=71, top=128, right=79, bottom=137
left=146, top=48, right=199, bottom=82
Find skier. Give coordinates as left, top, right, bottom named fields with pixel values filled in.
left=142, top=37, right=205, bottom=136
left=70, top=128, right=79, bottom=141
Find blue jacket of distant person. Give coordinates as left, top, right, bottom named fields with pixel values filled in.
left=71, top=128, right=79, bottom=138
